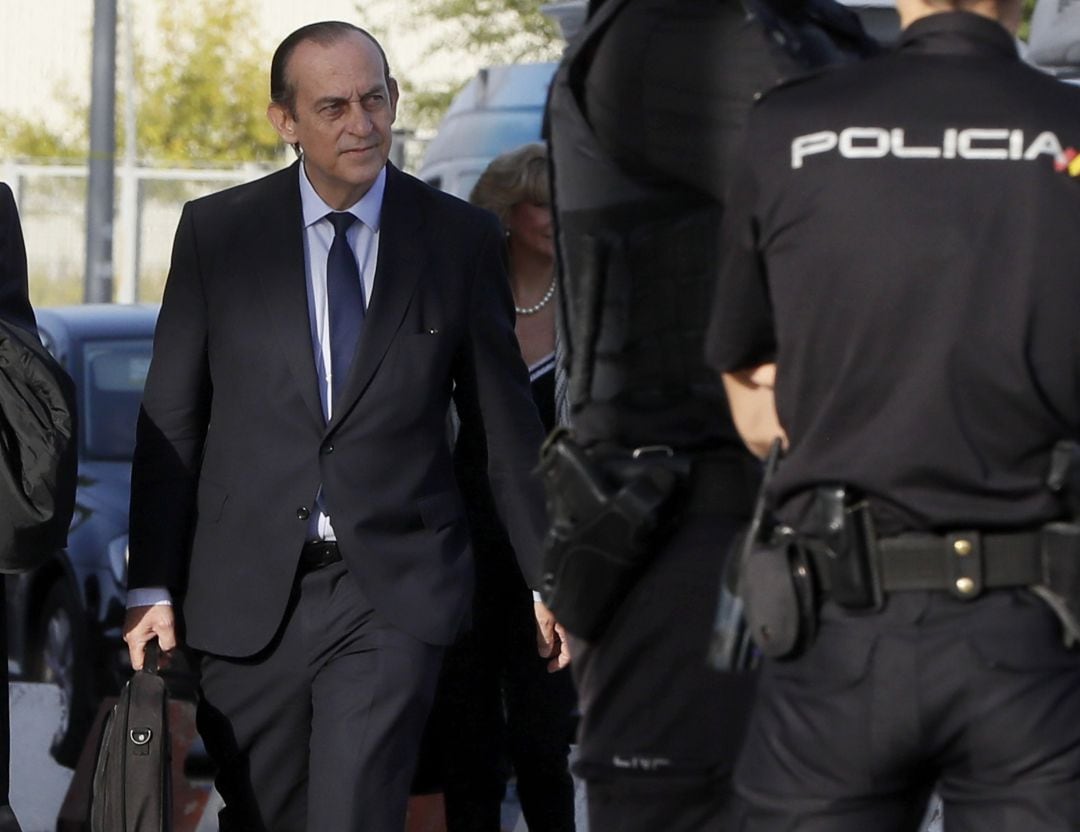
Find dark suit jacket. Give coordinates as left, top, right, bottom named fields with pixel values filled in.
left=128, top=162, right=548, bottom=657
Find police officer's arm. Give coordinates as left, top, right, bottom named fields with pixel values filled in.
left=722, top=364, right=788, bottom=459
left=705, top=122, right=787, bottom=459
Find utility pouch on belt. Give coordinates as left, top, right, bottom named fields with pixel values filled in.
left=538, top=427, right=685, bottom=640
left=718, top=440, right=817, bottom=661
left=738, top=530, right=817, bottom=660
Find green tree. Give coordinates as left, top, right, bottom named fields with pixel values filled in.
left=0, top=120, right=84, bottom=161
left=0, top=0, right=281, bottom=164
left=408, top=0, right=562, bottom=61
left=137, top=0, right=280, bottom=163
left=366, top=0, right=563, bottom=131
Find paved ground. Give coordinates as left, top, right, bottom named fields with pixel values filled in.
left=6, top=682, right=589, bottom=832
left=7, top=682, right=941, bottom=832
left=9, top=684, right=74, bottom=832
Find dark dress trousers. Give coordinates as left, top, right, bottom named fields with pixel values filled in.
left=128, top=162, right=548, bottom=831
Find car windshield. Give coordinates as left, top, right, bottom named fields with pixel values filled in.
left=81, top=338, right=152, bottom=461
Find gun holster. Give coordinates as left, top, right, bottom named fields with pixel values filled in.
left=537, top=428, right=686, bottom=641
left=1032, top=522, right=1080, bottom=648
left=1040, top=442, right=1080, bottom=647
left=737, top=529, right=818, bottom=660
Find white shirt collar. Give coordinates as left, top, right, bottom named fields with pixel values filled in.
left=298, top=162, right=386, bottom=232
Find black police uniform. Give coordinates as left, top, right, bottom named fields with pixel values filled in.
left=707, top=12, right=1080, bottom=831
left=543, top=1, right=872, bottom=829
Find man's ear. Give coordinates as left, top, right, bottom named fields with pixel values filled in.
left=388, top=77, right=400, bottom=126
left=267, top=102, right=297, bottom=145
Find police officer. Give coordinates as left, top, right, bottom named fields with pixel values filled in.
left=541, top=1, right=873, bottom=829
left=706, top=0, right=1080, bottom=826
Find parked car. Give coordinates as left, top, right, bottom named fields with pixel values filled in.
left=5, top=303, right=157, bottom=766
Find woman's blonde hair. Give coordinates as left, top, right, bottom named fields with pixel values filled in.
left=468, top=142, right=550, bottom=228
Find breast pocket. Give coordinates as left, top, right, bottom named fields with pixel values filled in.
left=383, top=332, right=453, bottom=400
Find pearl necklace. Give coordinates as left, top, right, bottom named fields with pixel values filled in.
left=514, top=276, right=557, bottom=316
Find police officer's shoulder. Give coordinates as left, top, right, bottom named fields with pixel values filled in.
left=750, top=54, right=877, bottom=113
left=751, top=68, right=828, bottom=108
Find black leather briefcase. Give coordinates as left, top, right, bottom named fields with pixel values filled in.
left=90, top=641, right=171, bottom=832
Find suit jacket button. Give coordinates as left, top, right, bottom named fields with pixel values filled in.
left=322, top=444, right=334, bottom=455
left=296, top=506, right=310, bottom=521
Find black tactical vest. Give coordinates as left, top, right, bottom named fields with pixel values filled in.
left=546, top=0, right=876, bottom=451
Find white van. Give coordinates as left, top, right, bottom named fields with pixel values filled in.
left=417, top=62, right=557, bottom=200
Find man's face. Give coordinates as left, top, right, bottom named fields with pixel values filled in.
left=268, top=33, right=398, bottom=209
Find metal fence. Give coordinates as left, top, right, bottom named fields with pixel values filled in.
left=3, top=160, right=279, bottom=307
left=2, top=134, right=426, bottom=308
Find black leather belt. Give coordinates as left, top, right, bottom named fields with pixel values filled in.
left=810, top=529, right=1045, bottom=600
left=299, top=540, right=343, bottom=572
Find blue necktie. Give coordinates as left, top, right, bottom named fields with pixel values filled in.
left=326, top=212, right=366, bottom=410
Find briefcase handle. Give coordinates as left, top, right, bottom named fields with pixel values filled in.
left=143, top=638, right=161, bottom=675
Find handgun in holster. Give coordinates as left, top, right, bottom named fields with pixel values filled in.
left=811, top=486, right=884, bottom=612
left=537, top=427, right=686, bottom=641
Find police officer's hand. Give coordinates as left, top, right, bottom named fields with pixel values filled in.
left=722, top=363, right=789, bottom=459
left=124, top=604, right=179, bottom=670
left=534, top=601, right=571, bottom=672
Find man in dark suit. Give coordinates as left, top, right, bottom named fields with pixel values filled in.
left=123, top=22, right=568, bottom=832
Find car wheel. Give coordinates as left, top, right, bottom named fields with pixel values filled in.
left=33, top=582, right=93, bottom=768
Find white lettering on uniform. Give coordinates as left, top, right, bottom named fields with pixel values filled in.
left=943, top=128, right=958, bottom=159
left=838, top=127, right=889, bottom=159
left=958, top=128, right=1009, bottom=159
left=891, top=129, right=941, bottom=159
left=1024, top=130, right=1066, bottom=165
left=791, top=131, right=838, bottom=169
left=789, top=127, right=1070, bottom=168
left=1010, top=129, right=1024, bottom=160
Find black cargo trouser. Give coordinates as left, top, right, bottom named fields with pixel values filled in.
left=736, top=589, right=1080, bottom=832
left=568, top=515, right=758, bottom=832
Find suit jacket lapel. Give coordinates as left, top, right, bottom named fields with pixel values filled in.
left=254, top=162, right=325, bottom=427
left=330, top=165, right=426, bottom=429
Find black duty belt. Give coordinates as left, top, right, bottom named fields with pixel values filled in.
left=810, top=529, right=1045, bottom=600
left=680, top=452, right=760, bottom=519
left=590, top=444, right=760, bottom=520
left=299, top=540, right=343, bottom=572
